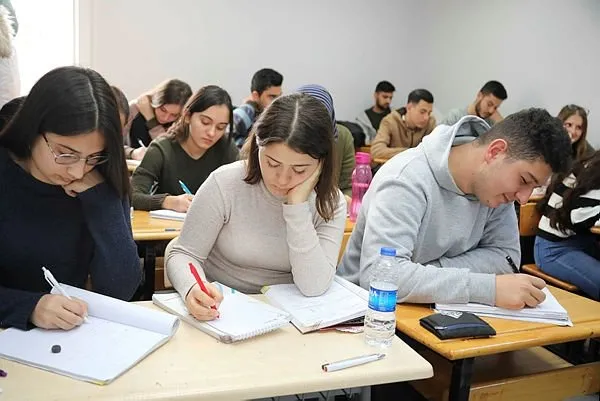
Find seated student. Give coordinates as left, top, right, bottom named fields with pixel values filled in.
left=370, top=89, right=436, bottom=160
left=131, top=85, right=239, bottom=212
left=166, top=93, right=346, bottom=320
left=338, top=109, right=573, bottom=309
left=233, top=68, right=283, bottom=148
left=558, top=104, right=595, bottom=161
left=296, top=84, right=355, bottom=202
left=111, top=86, right=130, bottom=129
left=0, top=66, right=141, bottom=330
left=441, top=80, right=507, bottom=126
left=535, top=151, right=600, bottom=300
left=355, top=80, right=395, bottom=145
left=123, top=79, right=192, bottom=160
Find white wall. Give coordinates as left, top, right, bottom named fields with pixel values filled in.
left=81, top=0, right=600, bottom=145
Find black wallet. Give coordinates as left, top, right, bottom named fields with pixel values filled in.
left=419, top=311, right=496, bottom=340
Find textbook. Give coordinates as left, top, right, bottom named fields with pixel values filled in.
left=435, top=287, right=572, bottom=326
left=153, top=285, right=290, bottom=343
left=0, top=285, right=179, bottom=385
left=262, top=275, right=369, bottom=333
left=149, top=209, right=186, bottom=221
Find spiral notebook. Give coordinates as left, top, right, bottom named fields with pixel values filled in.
left=152, top=286, right=290, bottom=343
left=149, top=209, right=186, bottom=221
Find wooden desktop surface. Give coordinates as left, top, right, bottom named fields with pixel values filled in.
left=0, top=302, right=433, bottom=401
left=395, top=286, right=600, bottom=360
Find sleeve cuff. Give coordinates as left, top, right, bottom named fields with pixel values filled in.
left=468, top=273, right=496, bottom=305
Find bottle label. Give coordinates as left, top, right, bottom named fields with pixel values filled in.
left=368, top=286, right=397, bottom=312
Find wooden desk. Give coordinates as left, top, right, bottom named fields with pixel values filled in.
left=345, top=218, right=355, bottom=233
left=373, top=157, right=389, bottom=165
left=395, top=287, right=600, bottom=400
left=132, top=211, right=183, bottom=299
left=0, top=303, right=433, bottom=401
left=591, top=226, right=600, bottom=235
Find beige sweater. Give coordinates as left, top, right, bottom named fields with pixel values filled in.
left=371, top=109, right=436, bottom=159
left=166, top=160, right=347, bottom=298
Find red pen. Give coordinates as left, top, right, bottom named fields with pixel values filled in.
left=189, top=263, right=218, bottom=312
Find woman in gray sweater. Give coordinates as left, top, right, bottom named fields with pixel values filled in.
left=166, top=94, right=346, bottom=321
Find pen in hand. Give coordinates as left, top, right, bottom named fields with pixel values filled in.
left=506, top=255, right=520, bottom=274
left=137, top=139, right=146, bottom=148
left=42, top=266, right=89, bottom=322
left=189, top=263, right=218, bottom=313
left=179, top=180, right=193, bottom=195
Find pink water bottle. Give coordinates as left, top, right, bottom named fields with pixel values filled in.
left=349, top=152, right=372, bottom=222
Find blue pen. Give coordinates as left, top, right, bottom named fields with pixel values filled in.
left=178, top=180, right=192, bottom=195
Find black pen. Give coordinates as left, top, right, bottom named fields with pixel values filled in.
left=506, top=255, right=519, bottom=273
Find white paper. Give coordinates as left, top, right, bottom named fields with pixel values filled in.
left=149, top=209, right=186, bottom=221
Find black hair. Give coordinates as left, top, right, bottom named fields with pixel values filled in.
left=375, top=81, right=395, bottom=93
left=251, top=68, right=284, bottom=95
left=480, top=80, right=508, bottom=100
left=407, top=89, right=434, bottom=104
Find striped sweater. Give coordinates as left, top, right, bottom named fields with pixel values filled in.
left=537, top=173, right=600, bottom=241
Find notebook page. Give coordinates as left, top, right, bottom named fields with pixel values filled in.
left=54, top=284, right=179, bottom=336
left=264, top=280, right=367, bottom=329
left=149, top=209, right=186, bottom=221
left=0, top=317, right=170, bottom=384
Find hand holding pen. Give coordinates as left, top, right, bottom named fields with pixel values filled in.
left=30, top=267, right=89, bottom=330
left=185, top=263, right=223, bottom=321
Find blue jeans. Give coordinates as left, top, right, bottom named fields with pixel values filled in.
left=534, top=236, right=600, bottom=300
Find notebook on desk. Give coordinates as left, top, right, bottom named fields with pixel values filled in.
left=261, top=275, right=369, bottom=333
left=435, top=287, right=572, bottom=326
left=152, top=285, right=290, bottom=343
left=0, top=285, right=179, bottom=385
left=149, top=209, right=186, bottom=221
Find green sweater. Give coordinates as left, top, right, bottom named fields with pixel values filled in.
left=336, top=124, right=355, bottom=197
left=132, top=136, right=239, bottom=210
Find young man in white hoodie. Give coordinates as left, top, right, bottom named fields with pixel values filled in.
left=338, top=109, right=573, bottom=310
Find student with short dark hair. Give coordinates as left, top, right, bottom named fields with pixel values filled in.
left=356, top=81, right=395, bottom=144
left=339, top=108, right=573, bottom=310
left=166, top=93, right=346, bottom=321
left=535, top=151, right=600, bottom=300
left=123, top=79, right=192, bottom=160
left=233, top=68, right=283, bottom=148
left=442, top=80, right=508, bottom=126
left=370, top=89, right=436, bottom=160
left=0, top=66, right=141, bottom=330
left=131, top=85, right=239, bottom=212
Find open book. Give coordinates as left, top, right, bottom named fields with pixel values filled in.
left=149, top=209, right=186, bottom=221
left=0, top=285, right=179, bottom=385
left=153, top=285, right=290, bottom=343
left=435, top=287, right=572, bottom=326
left=262, top=275, right=369, bottom=333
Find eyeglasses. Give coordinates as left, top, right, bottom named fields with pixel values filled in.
left=43, top=134, right=109, bottom=166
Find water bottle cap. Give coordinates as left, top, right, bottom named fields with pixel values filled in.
left=355, top=152, right=371, bottom=165
left=380, top=247, right=396, bottom=257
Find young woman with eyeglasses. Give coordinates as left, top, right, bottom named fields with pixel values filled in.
left=123, top=78, right=192, bottom=160
left=0, top=66, right=141, bottom=331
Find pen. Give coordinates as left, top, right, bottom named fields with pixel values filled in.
left=179, top=180, right=192, bottom=195
left=506, top=255, right=519, bottom=274
left=322, top=353, right=386, bottom=372
left=188, top=263, right=218, bottom=312
left=137, top=139, right=146, bottom=148
left=42, top=266, right=89, bottom=323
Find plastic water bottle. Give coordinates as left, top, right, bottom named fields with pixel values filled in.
left=349, top=152, right=372, bottom=222
left=365, top=247, right=399, bottom=348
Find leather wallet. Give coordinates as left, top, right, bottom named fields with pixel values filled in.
left=419, top=311, right=496, bottom=340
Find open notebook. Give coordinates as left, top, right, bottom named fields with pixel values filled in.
left=0, top=285, right=179, bottom=385
left=435, top=287, right=572, bottom=326
left=262, top=275, right=369, bottom=333
left=153, top=285, right=290, bottom=343
left=149, top=209, right=186, bottom=221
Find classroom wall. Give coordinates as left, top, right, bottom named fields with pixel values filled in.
left=80, top=0, right=600, bottom=145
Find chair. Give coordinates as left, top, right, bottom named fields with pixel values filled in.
left=518, top=203, right=578, bottom=292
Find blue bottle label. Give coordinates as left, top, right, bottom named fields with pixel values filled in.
left=368, top=286, right=397, bottom=312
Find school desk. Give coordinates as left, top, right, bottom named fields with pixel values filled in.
left=373, top=157, right=390, bottom=165
left=394, top=286, right=600, bottom=401
left=0, top=302, right=433, bottom=401
left=132, top=211, right=357, bottom=299
left=590, top=226, right=600, bottom=235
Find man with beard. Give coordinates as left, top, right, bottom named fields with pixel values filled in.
left=442, top=80, right=507, bottom=127
left=356, top=81, right=395, bottom=144
left=370, top=89, right=436, bottom=160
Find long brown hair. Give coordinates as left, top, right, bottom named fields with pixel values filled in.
left=148, top=79, right=192, bottom=109
left=540, top=150, right=600, bottom=232
left=242, top=93, right=339, bottom=221
left=557, top=104, right=588, bottom=161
